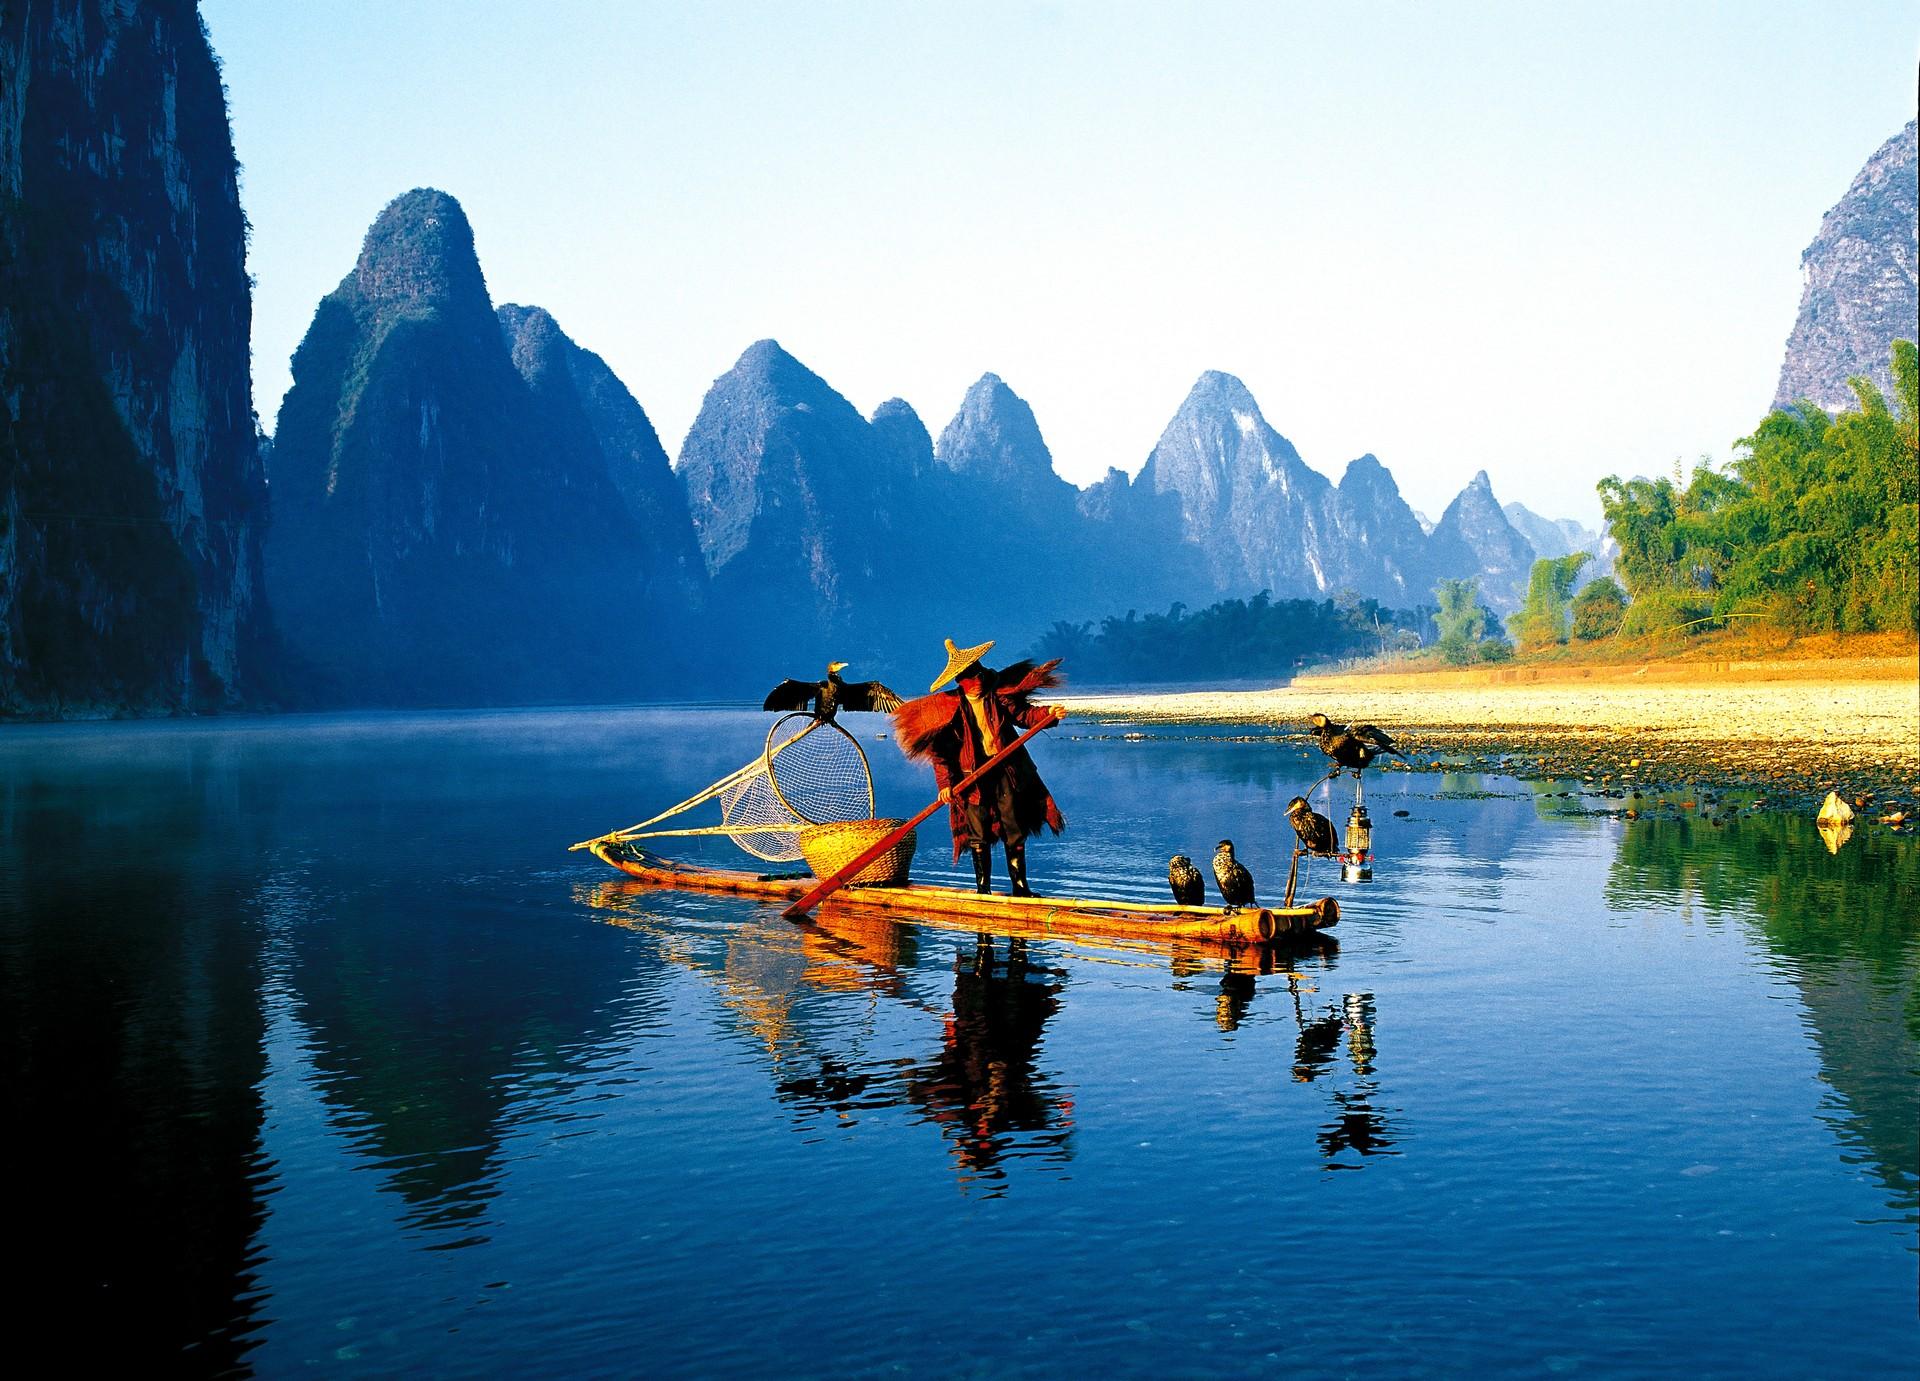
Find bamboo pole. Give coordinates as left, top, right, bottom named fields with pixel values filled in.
left=569, top=717, right=824, bottom=851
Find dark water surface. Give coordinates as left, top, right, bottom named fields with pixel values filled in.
left=3, top=708, right=1915, bottom=1376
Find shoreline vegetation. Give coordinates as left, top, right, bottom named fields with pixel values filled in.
left=1056, top=341, right=1919, bottom=821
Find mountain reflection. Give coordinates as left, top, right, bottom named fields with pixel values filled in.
left=0, top=737, right=273, bottom=1369
left=1606, top=811, right=1920, bottom=1212
left=283, top=878, right=661, bottom=1240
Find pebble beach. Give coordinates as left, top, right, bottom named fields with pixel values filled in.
left=1064, top=657, right=1920, bottom=815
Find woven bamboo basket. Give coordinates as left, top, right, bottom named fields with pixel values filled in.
left=798, top=818, right=915, bottom=887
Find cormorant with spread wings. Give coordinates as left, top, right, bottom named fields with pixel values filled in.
left=763, top=662, right=904, bottom=721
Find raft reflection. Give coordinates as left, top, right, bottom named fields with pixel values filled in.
left=584, top=881, right=1396, bottom=1187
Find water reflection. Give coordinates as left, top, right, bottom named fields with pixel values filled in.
left=1608, top=810, right=1920, bottom=1213
left=800, top=907, right=920, bottom=997
left=1278, top=982, right=1401, bottom=1170
left=283, top=887, right=652, bottom=1240
left=9, top=711, right=1912, bottom=1373
left=582, top=882, right=1380, bottom=1189
left=905, top=936, right=1073, bottom=1188
left=0, top=739, right=272, bottom=1369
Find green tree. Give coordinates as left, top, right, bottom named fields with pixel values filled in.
left=1510, top=552, right=1593, bottom=650
left=1596, top=474, right=1681, bottom=598
left=1434, top=577, right=1487, bottom=665
left=1570, top=576, right=1629, bottom=640
left=1596, top=340, right=1918, bottom=638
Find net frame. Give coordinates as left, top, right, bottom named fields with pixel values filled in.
left=766, top=713, right=875, bottom=825
left=572, top=712, right=878, bottom=864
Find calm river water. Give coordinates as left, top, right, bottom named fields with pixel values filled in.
left=3, top=707, right=1915, bottom=1376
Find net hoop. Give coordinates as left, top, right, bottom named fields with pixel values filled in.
left=766, top=712, right=875, bottom=825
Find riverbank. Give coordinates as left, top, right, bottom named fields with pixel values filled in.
left=1064, top=654, right=1920, bottom=815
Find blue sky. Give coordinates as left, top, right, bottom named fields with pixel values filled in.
left=202, top=1, right=1917, bottom=524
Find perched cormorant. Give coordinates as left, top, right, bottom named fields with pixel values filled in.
left=1212, top=839, right=1256, bottom=911
left=1167, top=855, right=1206, bottom=907
left=763, top=662, right=903, bottom=721
left=1308, top=713, right=1403, bottom=774
left=1286, top=796, right=1339, bottom=856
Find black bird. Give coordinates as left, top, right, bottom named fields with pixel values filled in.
left=1167, top=855, right=1206, bottom=907
left=1286, top=796, right=1339, bottom=856
left=1212, top=839, right=1256, bottom=911
left=763, top=662, right=903, bottom=721
left=1308, top=712, right=1403, bottom=774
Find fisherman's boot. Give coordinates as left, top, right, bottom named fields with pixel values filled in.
left=1005, top=841, right=1033, bottom=898
left=970, top=848, right=993, bottom=895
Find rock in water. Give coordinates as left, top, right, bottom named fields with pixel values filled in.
left=1774, top=120, right=1918, bottom=414
left=266, top=190, right=691, bottom=705
left=0, top=0, right=270, bottom=714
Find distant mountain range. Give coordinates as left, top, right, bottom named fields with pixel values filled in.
left=3, top=7, right=1905, bottom=713
left=1502, top=503, right=1615, bottom=586
left=671, top=317, right=1559, bottom=683
left=259, top=182, right=1574, bottom=696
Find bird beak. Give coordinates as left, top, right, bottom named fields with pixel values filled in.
left=829, top=662, right=847, bottom=674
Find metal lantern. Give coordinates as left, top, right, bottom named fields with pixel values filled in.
left=1340, top=802, right=1374, bottom=883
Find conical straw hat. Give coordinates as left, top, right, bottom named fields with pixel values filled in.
left=930, top=637, right=994, bottom=692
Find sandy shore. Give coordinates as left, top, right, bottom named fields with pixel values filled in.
left=1063, top=664, right=1920, bottom=803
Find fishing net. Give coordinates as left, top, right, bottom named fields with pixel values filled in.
left=575, top=713, right=877, bottom=863
left=767, top=716, right=875, bottom=825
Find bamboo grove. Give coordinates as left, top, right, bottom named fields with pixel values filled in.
left=1597, top=340, right=1919, bottom=638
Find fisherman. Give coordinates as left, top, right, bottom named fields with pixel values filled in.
left=893, top=638, right=1066, bottom=897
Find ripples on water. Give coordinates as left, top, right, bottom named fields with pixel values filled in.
left=1, top=707, right=1915, bottom=1375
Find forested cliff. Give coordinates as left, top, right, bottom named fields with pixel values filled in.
left=0, top=0, right=269, bottom=714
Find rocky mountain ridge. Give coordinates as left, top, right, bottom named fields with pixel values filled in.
left=1504, top=502, right=1615, bottom=585
left=264, top=189, right=703, bottom=704
left=1774, top=119, right=1918, bottom=413
left=671, top=339, right=1551, bottom=681
left=1, top=6, right=1588, bottom=714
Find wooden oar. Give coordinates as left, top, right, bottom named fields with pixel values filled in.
left=782, top=712, right=1062, bottom=920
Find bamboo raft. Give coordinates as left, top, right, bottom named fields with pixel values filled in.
left=585, top=839, right=1338, bottom=947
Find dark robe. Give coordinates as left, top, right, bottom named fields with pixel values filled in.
left=893, top=660, right=1067, bottom=860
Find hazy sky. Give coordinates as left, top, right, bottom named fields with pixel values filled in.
left=202, top=1, right=1917, bottom=524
